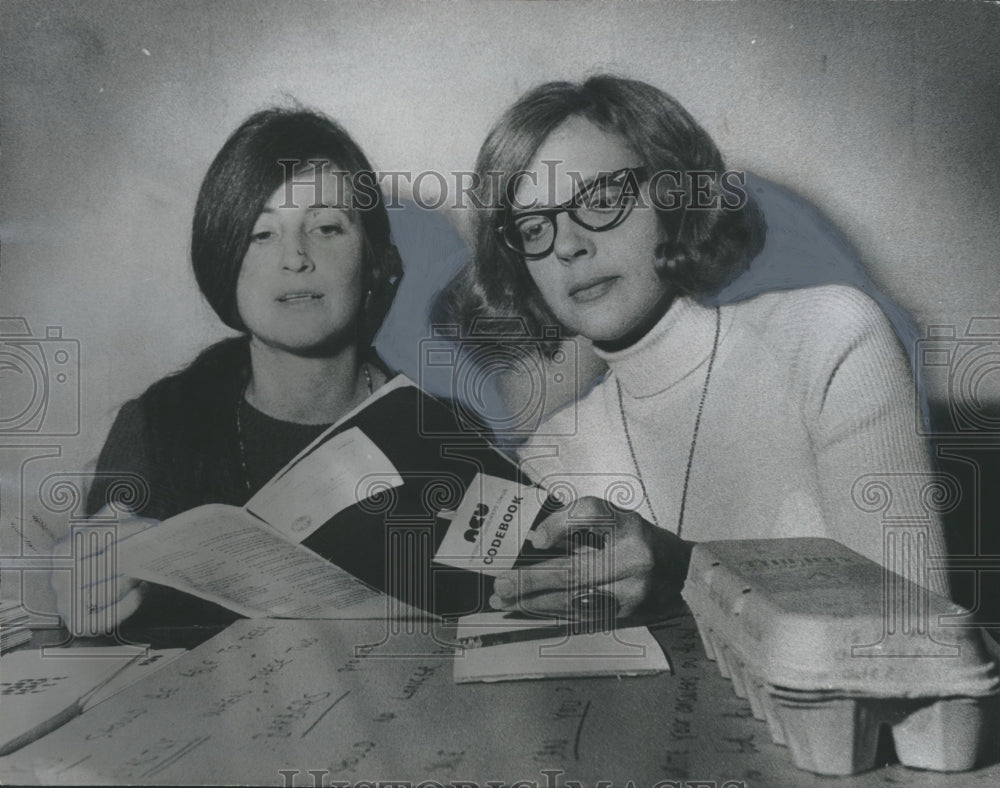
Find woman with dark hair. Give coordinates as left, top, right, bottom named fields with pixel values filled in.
left=64, top=107, right=405, bottom=631
left=442, top=75, right=948, bottom=620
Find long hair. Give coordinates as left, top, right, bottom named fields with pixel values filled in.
left=191, top=106, right=402, bottom=346
left=439, top=75, right=765, bottom=336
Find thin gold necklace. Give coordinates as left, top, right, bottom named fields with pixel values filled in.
left=236, top=362, right=373, bottom=494
left=616, top=307, right=720, bottom=537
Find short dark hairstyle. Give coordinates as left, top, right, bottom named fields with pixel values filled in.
left=441, top=75, right=765, bottom=336
left=191, top=106, right=401, bottom=346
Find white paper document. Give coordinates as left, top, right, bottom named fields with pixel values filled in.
left=452, top=611, right=670, bottom=683
left=116, top=504, right=398, bottom=619
left=82, top=648, right=186, bottom=710
left=246, top=427, right=403, bottom=542
left=0, top=649, right=137, bottom=756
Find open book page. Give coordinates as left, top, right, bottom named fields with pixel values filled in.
left=452, top=611, right=670, bottom=683
left=116, top=504, right=403, bottom=619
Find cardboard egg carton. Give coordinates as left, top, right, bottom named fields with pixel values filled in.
left=680, top=537, right=1000, bottom=775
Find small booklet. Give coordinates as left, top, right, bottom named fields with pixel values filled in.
left=0, top=601, right=31, bottom=654
left=452, top=611, right=671, bottom=683
left=114, top=377, right=562, bottom=620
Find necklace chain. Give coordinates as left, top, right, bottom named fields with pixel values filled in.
left=236, top=362, right=373, bottom=494
left=616, top=307, right=721, bottom=537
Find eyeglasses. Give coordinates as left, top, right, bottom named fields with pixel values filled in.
left=497, top=167, right=647, bottom=260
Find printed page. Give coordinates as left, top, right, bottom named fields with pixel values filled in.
left=244, top=376, right=415, bottom=540
left=245, top=427, right=403, bottom=542
left=116, top=504, right=402, bottom=620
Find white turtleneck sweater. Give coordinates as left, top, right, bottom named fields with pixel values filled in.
left=518, top=285, right=948, bottom=593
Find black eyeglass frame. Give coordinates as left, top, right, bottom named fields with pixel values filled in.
left=497, top=167, right=649, bottom=260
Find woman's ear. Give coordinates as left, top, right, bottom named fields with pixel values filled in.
left=369, top=244, right=403, bottom=318
left=384, top=244, right=402, bottom=283
left=654, top=208, right=691, bottom=282
left=358, top=242, right=404, bottom=346
left=654, top=240, right=684, bottom=273
left=380, top=244, right=403, bottom=299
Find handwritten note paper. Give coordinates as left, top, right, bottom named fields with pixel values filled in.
left=2, top=619, right=998, bottom=786
left=0, top=649, right=137, bottom=756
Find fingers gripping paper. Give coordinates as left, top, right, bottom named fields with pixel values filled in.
left=116, top=505, right=391, bottom=619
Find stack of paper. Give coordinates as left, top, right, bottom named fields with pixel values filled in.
left=0, top=601, right=31, bottom=654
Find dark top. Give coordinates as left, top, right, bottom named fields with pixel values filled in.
left=91, top=397, right=330, bottom=518
left=86, top=337, right=521, bottom=631
left=86, top=338, right=337, bottom=631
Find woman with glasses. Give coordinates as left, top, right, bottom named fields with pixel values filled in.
left=441, top=75, right=948, bottom=620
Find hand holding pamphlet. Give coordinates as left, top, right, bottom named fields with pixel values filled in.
left=115, top=377, right=563, bottom=620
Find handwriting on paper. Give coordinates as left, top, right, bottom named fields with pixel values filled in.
left=176, top=659, right=219, bottom=679
left=392, top=664, right=439, bottom=700
left=1, top=676, right=69, bottom=696
left=84, top=708, right=146, bottom=741
left=424, top=748, right=466, bottom=776
left=249, top=657, right=293, bottom=682
left=253, top=691, right=334, bottom=740
left=202, top=689, right=252, bottom=718
left=326, top=739, right=376, bottom=775
left=123, top=735, right=213, bottom=780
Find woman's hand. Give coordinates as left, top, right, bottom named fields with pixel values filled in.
left=51, top=507, right=157, bottom=636
left=489, top=496, right=694, bottom=619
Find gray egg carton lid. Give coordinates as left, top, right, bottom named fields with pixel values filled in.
left=680, top=537, right=1000, bottom=697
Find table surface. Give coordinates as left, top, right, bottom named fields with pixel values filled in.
left=1, top=616, right=998, bottom=787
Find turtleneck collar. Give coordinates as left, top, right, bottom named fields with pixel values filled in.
left=593, top=296, right=729, bottom=398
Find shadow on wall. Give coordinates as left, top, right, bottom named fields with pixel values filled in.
left=376, top=200, right=471, bottom=386
left=710, top=174, right=922, bottom=361
left=723, top=178, right=1000, bottom=623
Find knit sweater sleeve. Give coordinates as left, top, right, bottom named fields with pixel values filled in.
left=85, top=398, right=241, bottom=631
left=86, top=399, right=175, bottom=521
left=792, top=287, right=950, bottom=595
